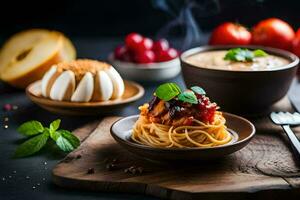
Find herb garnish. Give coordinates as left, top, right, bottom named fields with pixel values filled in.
left=154, top=83, right=206, bottom=104
left=191, top=86, right=206, bottom=95
left=178, top=91, right=198, bottom=104
left=155, top=83, right=181, bottom=101
left=14, top=119, right=80, bottom=158
left=224, top=48, right=268, bottom=62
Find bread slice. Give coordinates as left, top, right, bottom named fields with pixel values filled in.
left=0, top=29, right=76, bottom=88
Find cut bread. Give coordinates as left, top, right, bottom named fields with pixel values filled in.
left=0, top=29, right=76, bottom=88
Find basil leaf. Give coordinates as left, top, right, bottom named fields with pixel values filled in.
left=178, top=91, right=198, bottom=104
left=57, top=130, right=80, bottom=148
left=224, top=48, right=253, bottom=62
left=49, top=119, right=61, bottom=134
left=14, top=132, right=49, bottom=158
left=48, top=128, right=60, bottom=141
left=191, top=86, right=206, bottom=95
left=155, top=83, right=181, bottom=101
left=224, top=48, right=268, bottom=62
left=56, top=136, right=74, bottom=152
left=55, top=130, right=80, bottom=152
left=253, top=49, right=268, bottom=57
left=17, top=120, right=44, bottom=136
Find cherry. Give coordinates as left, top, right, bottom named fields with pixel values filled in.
left=134, top=50, right=155, bottom=64
left=156, top=48, right=179, bottom=62
left=125, top=33, right=143, bottom=51
left=113, top=45, right=134, bottom=62
left=153, top=39, right=169, bottom=52
left=121, top=49, right=133, bottom=62
left=138, top=38, right=153, bottom=51
left=114, top=45, right=127, bottom=60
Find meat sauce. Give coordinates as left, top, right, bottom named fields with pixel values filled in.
left=146, top=94, right=218, bottom=126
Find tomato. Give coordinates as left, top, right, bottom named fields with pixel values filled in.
left=209, top=22, right=251, bottom=45
left=251, top=18, right=295, bottom=50
left=292, top=29, right=300, bottom=56
left=292, top=29, right=300, bottom=78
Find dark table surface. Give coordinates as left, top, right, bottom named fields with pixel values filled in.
left=0, top=38, right=299, bottom=200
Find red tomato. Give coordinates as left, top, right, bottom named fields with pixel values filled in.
left=209, top=22, right=251, bottom=45
left=292, top=28, right=300, bottom=57
left=292, top=29, right=300, bottom=78
left=251, top=18, right=295, bottom=50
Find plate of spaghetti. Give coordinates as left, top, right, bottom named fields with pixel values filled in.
left=111, top=83, right=255, bottom=161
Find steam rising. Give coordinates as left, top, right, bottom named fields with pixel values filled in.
left=152, top=0, right=220, bottom=50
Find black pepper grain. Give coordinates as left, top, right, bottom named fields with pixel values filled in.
left=137, top=167, right=144, bottom=174
left=87, top=168, right=95, bottom=174
left=106, top=163, right=116, bottom=170
left=124, top=166, right=144, bottom=175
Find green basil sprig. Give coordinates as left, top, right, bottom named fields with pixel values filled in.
left=224, top=48, right=268, bottom=62
left=154, top=83, right=206, bottom=104
left=191, top=86, right=206, bottom=95
left=155, top=83, right=181, bottom=101
left=178, top=91, right=198, bottom=104
left=14, top=119, right=80, bottom=158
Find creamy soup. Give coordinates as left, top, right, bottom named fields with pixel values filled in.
left=185, top=50, right=290, bottom=71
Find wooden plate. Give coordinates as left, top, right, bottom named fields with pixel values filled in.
left=110, top=113, right=255, bottom=161
left=26, top=80, right=144, bottom=115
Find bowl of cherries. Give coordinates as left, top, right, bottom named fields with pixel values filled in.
left=109, top=33, right=181, bottom=82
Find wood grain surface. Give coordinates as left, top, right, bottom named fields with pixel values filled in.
left=52, top=97, right=300, bottom=200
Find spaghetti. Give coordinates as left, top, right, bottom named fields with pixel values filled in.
left=131, top=83, right=232, bottom=148
left=132, top=110, right=232, bottom=148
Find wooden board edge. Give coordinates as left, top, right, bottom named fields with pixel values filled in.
left=51, top=172, right=299, bottom=200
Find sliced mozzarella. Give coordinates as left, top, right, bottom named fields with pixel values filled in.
left=50, top=70, right=75, bottom=101
left=41, top=65, right=58, bottom=97
left=71, top=72, right=94, bottom=102
left=92, top=70, right=113, bottom=101
left=105, top=66, right=124, bottom=99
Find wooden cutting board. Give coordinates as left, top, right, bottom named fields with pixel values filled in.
left=52, top=97, right=300, bottom=200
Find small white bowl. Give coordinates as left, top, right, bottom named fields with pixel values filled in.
left=108, top=54, right=181, bottom=81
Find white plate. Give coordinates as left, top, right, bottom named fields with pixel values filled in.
left=108, top=54, right=181, bottom=81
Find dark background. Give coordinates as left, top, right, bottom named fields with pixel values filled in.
left=1, top=0, right=300, bottom=39
left=1, top=1, right=300, bottom=200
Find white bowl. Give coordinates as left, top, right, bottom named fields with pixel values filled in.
left=108, top=54, right=181, bottom=81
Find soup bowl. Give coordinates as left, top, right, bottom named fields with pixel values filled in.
left=180, top=45, right=299, bottom=115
